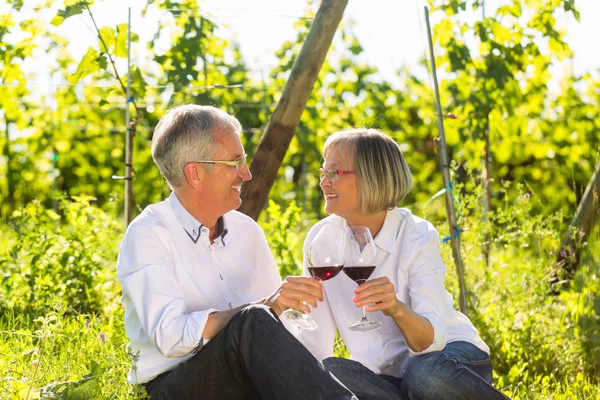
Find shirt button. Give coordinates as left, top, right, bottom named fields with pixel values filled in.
left=228, top=302, right=233, bottom=309
left=219, top=274, right=224, bottom=280
left=201, top=228, right=208, bottom=233
left=372, top=335, right=377, bottom=340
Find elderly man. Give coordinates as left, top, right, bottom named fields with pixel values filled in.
left=116, top=105, right=355, bottom=400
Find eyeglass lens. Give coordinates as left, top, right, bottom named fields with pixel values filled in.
left=320, top=169, right=338, bottom=183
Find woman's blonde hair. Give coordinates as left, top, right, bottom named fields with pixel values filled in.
left=323, top=128, right=413, bottom=215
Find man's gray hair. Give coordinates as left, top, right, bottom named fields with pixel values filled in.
left=151, top=105, right=242, bottom=188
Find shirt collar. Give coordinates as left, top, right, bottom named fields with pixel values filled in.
left=168, top=192, right=229, bottom=245
left=331, top=208, right=400, bottom=254
left=169, top=192, right=203, bottom=243
left=215, top=216, right=229, bottom=246
left=373, top=208, right=401, bottom=254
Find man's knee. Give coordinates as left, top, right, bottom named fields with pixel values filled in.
left=229, top=304, right=280, bottom=336
left=239, top=304, right=278, bottom=323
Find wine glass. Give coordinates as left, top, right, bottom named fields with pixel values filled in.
left=343, top=226, right=382, bottom=332
left=283, top=225, right=346, bottom=330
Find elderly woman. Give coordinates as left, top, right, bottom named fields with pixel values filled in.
left=298, top=129, right=509, bottom=400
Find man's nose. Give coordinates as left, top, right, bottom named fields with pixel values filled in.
left=239, top=163, right=252, bottom=181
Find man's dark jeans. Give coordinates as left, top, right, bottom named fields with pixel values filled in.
left=324, top=341, right=511, bottom=400
left=144, top=305, right=356, bottom=400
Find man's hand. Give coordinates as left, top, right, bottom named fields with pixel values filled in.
left=259, top=277, right=324, bottom=316
left=353, top=277, right=406, bottom=318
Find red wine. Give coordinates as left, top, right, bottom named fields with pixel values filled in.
left=343, top=266, right=376, bottom=284
left=308, top=265, right=344, bottom=281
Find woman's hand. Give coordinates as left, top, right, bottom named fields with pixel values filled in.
left=353, top=277, right=406, bottom=318
left=260, top=276, right=324, bottom=316
left=354, top=277, right=434, bottom=351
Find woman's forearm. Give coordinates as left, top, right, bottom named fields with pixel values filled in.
left=390, top=301, right=435, bottom=353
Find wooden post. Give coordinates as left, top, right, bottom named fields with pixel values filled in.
left=481, top=114, right=492, bottom=270
left=124, top=7, right=133, bottom=227
left=425, top=6, right=468, bottom=315
left=239, top=0, right=349, bottom=220
left=554, top=160, right=600, bottom=281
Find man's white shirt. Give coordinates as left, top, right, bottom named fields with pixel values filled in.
left=116, top=192, right=282, bottom=384
left=296, top=208, right=490, bottom=378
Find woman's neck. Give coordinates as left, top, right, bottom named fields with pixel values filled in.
left=344, top=210, right=387, bottom=239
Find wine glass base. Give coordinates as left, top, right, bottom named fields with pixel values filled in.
left=282, top=310, right=318, bottom=330
left=348, top=319, right=382, bottom=332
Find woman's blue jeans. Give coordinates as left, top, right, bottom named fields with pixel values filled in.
left=323, top=341, right=511, bottom=400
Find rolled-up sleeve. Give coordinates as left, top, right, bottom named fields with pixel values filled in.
left=405, top=226, right=448, bottom=356
left=117, top=223, right=218, bottom=358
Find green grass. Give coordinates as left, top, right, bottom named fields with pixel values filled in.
left=1, top=192, right=599, bottom=399
left=0, top=306, right=144, bottom=399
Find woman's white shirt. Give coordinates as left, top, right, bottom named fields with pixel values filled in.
left=295, top=208, right=489, bottom=378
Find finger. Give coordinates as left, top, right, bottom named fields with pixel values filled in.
left=355, top=293, right=392, bottom=307
left=354, top=283, right=395, bottom=301
left=283, top=278, right=324, bottom=300
left=280, top=288, right=320, bottom=308
left=273, top=292, right=315, bottom=313
left=278, top=298, right=312, bottom=314
left=285, top=276, right=324, bottom=294
left=364, top=300, right=396, bottom=313
left=354, top=277, right=391, bottom=292
left=286, top=275, right=323, bottom=290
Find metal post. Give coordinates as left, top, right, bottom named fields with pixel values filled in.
left=481, top=0, right=492, bottom=270
left=424, top=6, right=468, bottom=315
left=124, top=7, right=133, bottom=227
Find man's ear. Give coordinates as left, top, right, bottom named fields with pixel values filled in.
left=183, top=163, right=204, bottom=190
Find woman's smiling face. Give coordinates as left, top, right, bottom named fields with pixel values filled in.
left=320, top=146, right=361, bottom=220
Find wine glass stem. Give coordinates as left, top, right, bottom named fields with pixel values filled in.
left=361, top=306, right=368, bottom=320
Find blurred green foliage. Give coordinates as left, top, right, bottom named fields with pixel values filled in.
left=1, top=0, right=600, bottom=398
left=0, top=187, right=598, bottom=398
left=0, top=0, right=597, bottom=225
left=0, top=195, right=122, bottom=315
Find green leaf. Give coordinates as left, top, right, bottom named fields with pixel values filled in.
left=68, top=47, right=101, bottom=84
left=63, top=378, right=101, bottom=400
left=563, top=0, right=580, bottom=22
left=51, top=1, right=92, bottom=26
left=348, top=38, right=363, bottom=56
left=97, top=26, right=115, bottom=52
left=9, top=0, right=24, bottom=11
left=97, top=53, right=108, bottom=70
left=114, top=23, right=129, bottom=57
left=129, top=65, right=148, bottom=100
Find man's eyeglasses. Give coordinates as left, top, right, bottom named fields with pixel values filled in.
left=318, top=168, right=356, bottom=184
left=193, top=153, right=248, bottom=170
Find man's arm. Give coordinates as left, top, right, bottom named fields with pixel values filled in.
left=118, top=224, right=221, bottom=357
left=201, top=276, right=324, bottom=339
left=202, top=305, right=248, bottom=339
